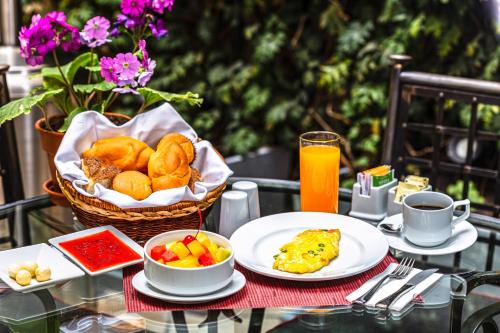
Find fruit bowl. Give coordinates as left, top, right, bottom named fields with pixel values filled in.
left=143, top=230, right=234, bottom=296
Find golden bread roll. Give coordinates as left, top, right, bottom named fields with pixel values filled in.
left=151, top=171, right=192, bottom=192
left=156, top=133, right=195, bottom=164
left=148, top=142, right=192, bottom=191
left=82, top=157, right=121, bottom=193
left=82, top=136, right=153, bottom=172
left=148, top=142, right=190, bottom=178
left=112, top=171, right=152, bottom=200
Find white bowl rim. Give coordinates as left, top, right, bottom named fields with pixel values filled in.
left=144, top=229, right=233, bottom=271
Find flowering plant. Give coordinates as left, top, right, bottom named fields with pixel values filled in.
left=0, top=0, right=202, bottom=131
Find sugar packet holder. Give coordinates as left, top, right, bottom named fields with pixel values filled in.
left=350, top=171, right=397, bottom=222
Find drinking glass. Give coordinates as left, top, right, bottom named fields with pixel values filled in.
left=300, top=131, right=341, bottom=213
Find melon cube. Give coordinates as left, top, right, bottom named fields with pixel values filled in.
left=166, top=255, right=199, bottom=268
left=187, top=240, right=206, bottom=258
left=196, top=232, right=212, bottom=247
left=170, top=241, right=190, bottom=259
left=215, top=247, right=231, bottom=263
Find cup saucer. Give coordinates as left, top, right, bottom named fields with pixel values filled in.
left=377, top=214, right=478, bottom=255
left=132, top=270, right=246, bottom=304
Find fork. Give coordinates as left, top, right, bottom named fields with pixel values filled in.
left=352, top=257, right=415, bottom=306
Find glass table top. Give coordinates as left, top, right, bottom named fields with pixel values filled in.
left=0, top=178, right=499, bottom=332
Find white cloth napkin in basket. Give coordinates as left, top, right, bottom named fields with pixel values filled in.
left=54, top=103, right=233, bottom=209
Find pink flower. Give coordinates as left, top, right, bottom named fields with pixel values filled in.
left=19, top=15, right=57, bottom=66
left=100, top=57, right=118, bottom=82
left=59, top=25, right=81, bottom=52
left=46, top=11, right=66, bottom=25
left=81, top=16, right=111, bottom=48
left=114, top=52, right=140, bottom=80
left=120, top=0, right=146, bottom=18
left=151, top=0, right=174, bottom=14
left=137, top=39, right=155, bottom=86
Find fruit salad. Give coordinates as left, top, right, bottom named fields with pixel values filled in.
left=149, top=232, right=231, bottom=268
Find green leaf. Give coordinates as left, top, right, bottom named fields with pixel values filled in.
left=0, top=89, right=64, bottom=126
left=137, top=87, right=203, bottom=109
left=58, top=107, right=87, bottom=132
left=73, top=81, right=116, bottom=94
left=41, top=52, right=97, bottom=85
left=85, top=65, right=101, bottom=72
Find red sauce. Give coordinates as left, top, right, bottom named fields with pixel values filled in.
left=59, top=230, right=141, bottom=272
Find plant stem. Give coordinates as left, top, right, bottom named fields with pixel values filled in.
left=137, top=100, right=146, bottom=114
left=40, top=106, right=53, bottom=131
left=87, top=48, right=94, bottom=84
left=52, top=50, right=81, bottom=108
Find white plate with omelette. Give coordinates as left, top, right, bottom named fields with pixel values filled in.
left=230, top=212, right=388, bottom=281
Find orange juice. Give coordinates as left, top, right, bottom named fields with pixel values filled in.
left=300, top=145, right=340, bottom=213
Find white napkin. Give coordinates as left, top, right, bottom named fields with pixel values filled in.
left=54, top=103, right=233, bottom=209
left=346, top=263, right=443, bottom=312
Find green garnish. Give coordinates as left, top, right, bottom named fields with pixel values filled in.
left=318, top=243, right=325, bottom=247
left=280, top=249, right=287, bottom=253
left=308, top=250, right=315, bottom=255
left=273, top=254, right=279, bottom=259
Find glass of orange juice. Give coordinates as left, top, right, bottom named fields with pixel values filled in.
left=300, top=131, right=341, bottom=213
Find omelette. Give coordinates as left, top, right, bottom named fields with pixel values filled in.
left=273, top=229, right=341, bottom=274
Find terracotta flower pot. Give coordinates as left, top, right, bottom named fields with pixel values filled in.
left=35, top=112, right=131, bottom=205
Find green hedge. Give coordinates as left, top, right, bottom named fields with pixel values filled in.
left=24, top=0, right=500, bottom=169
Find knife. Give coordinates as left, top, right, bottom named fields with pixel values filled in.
left=375, top=268, right=439, bottom=310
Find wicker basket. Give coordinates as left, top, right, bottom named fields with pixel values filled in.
left=57, top=172, right=225, bottom=243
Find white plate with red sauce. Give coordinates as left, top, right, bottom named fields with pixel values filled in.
left=49, top=226, right=143, bottom=276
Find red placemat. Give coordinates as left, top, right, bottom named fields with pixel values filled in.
left=123, top=254, right=396, bottom=312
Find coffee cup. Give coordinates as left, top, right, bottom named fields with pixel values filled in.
left=402, top=192, right=470, bottom=247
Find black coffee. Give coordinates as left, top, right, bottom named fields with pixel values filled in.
left=410, top=204, right=446, bottom=211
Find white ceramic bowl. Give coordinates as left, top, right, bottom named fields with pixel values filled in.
left=144, top=230, right=234, bottom=296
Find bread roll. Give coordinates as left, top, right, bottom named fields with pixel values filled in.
left=151, top=171, right=192, bottom=192
left=82, top=136, right=153, bottom=172
left=82, top=157, right=121, bottom=193
left=157, top=133, right=195, bottom=164
left=148, top=142, right=191, bottom=191
left=112, top=171, right=153, bottom=200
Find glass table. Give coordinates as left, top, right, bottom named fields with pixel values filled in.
left=0, top=177, right=499, bottom=333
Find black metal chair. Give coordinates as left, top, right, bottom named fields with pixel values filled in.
left=382, top=55, right=500, bottom=218
left=382, top=55, right=500, bottom=333
left=0, top=64, right=25, bottom=247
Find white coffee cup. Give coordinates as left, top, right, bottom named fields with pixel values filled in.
left=218, top=191, right=250, bottom=239
left=402, top=192, right=470, bottom=247
left=232, top=181, right=260, bottom=220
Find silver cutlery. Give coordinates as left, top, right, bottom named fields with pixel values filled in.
left=353, top=257, right=415, bottom=306
left=375, top=268, right=439, bottom=310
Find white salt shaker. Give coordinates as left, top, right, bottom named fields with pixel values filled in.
left=232, top=181, right=261, bottom=220
left=219, top=191, right=250, bottom=238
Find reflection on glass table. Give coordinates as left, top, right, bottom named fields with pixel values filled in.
left=0, top=177, right=498, bottom=333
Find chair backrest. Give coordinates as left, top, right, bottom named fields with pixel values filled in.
left=0, top=64, right=24, bottom=203
left=382, top=55, right=500, bottom=217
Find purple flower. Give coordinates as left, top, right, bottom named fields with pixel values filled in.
left=149, top=18, right=168, bottom=39
left=81, top=16, right=111, bottom=48
left=113, top=87, right=140, bottom=94
left=59, top=25, right=81, bottom=52
left=19, top=15, right=57, bottom=66
left=120, top=0, right=146, bottom=18
left=151, top=0, right=174, bottom=14
left=100, top=57, right=118, bottom=82
left=46, top=11, right=66, bottom=25
left=114, top=53, right=140, bottom=81
left=136, top=39, right=155, bottom=86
